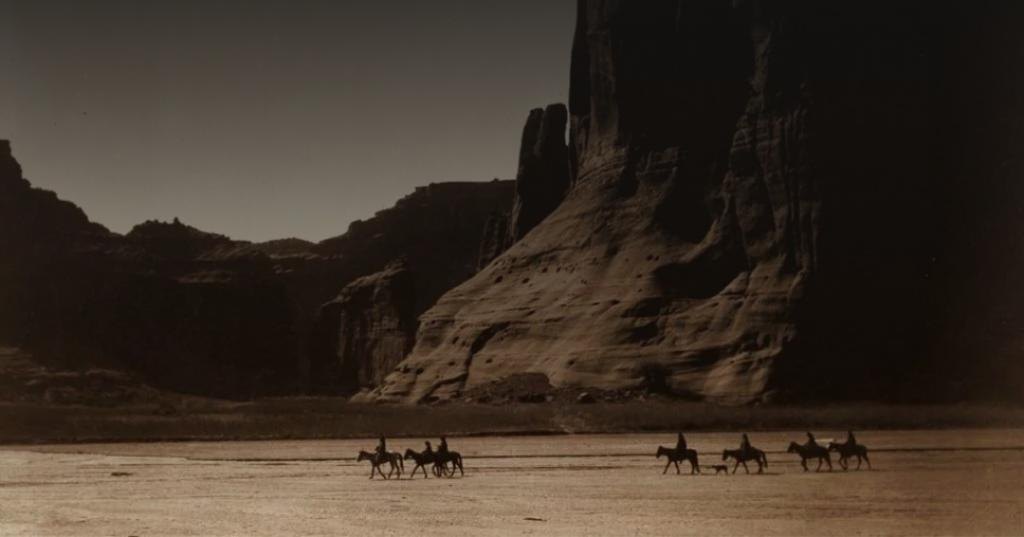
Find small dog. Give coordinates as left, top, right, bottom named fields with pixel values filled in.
left=710, top=465, right=729, bottom=474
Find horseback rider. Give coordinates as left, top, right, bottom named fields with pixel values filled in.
left=375, top=436, right=387, bottom=461
left=424, top=440, right=434, bottom=455
left=675, top=432, right=687, bottom=453
left=740, top=433, right=752, bottom=456
left=845, top=430, right=857, bottom=447
left=805, top=431, right=819, bottom=448
left=438, top=436, right=449, bottom=456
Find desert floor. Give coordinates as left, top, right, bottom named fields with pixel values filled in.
left=2, top=429, right=1023, bottom=536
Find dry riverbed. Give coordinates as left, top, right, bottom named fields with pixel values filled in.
left=2, top=430, right=1023, bottom=536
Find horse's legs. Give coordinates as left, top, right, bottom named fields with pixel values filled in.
left=840, top=456, right=848, bottom=471
left=756, top=460, right=763, bottom=474
left=863, top=453, right=872, bottom=470
left=732, top=460, right=740, bottom=474
left=674, top=460, right=680, bottom=475
left=800, top=458, right=808, bottom=472
left=742, top=461, right=750, bottom=474
left=855, top=455, right=863, bottom=470
left=368, top=465, right=374, bottom=479
left=815, top=458, right=822, bottom=472
left=662, top=460, right=670, bottom=474
left=825, top=456, right=833, bottom=472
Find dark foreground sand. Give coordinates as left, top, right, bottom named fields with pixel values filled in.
left=2, top=430, right=1022, bottom=536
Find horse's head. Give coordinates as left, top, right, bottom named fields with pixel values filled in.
left=403, top=448, right=415, bottom=459
left=827, top=442, right=839, bottom=452
left=787, top=441, right=799, bottom=453
left=656, top=446, right=667, bottom=458
left=722, top=449, right=730, bottom=461
left=357, top=451, right=370, bottom=462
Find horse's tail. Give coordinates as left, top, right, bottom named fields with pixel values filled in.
left=761, top=451, right=768, bottom=468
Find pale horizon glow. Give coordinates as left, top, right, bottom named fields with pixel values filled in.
left=0, top=0, right=575, bottom=242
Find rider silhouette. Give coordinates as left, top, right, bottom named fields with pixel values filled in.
left=424, top=440, right=434, bottom=455
left=845, top=430, right=857, bottom=447
left=740, top=433, right=752, bottom=456
left=438, top=436, right=449, bottom=455
left=675, top=433, right=687, bottom=453
left=375, top=436, right=387, bottom=460
left=806, top=431, right=818, bottom=448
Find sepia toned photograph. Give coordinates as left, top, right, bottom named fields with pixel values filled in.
left=1, top=1, right=1022, bottom=535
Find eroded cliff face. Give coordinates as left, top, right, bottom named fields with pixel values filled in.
left=477, top=105, right=570, bottom=269
left=366, top=0, right=1024, bottom=403
left=0, top=140, right=514, bottom=398
left=313, top=261, right=416, bottom=393
left=509, top=104, right=571, bottom=242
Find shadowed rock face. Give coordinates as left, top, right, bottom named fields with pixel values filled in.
left=509, top=104, right=571, bottom=241
left=477, top=105, right=570, bottom=269
left=0, top=140, right=514, bottom=398
left=366, top=0, right=1024, bottom=404
left=312, top=261, right=416, bottom=393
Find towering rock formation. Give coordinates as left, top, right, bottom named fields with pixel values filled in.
left=477, top=105, right=571, bottom=269
left=367, top=0, right=1024, bottom=403
left=509, top=104, right=571, bottom=241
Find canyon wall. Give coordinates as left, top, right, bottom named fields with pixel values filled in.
left=366, top=0, right=1024, bottom=403
left=0, top=140, right=513, bottom=397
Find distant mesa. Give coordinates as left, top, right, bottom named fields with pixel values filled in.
left=0, top=138, right=512, bottom=399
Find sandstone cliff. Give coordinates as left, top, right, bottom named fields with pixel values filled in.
left=366, top=0, right=1024, bottom=404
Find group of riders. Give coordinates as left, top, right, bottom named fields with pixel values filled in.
left=362, top=430, right=867, bottom=479
left=376, top=435, right=450, bottom=463
left=660, top=429, right=868, bottom=474
left=359, top=435, right=465, bottom=479
left=678, top=430, right=856, bottom=454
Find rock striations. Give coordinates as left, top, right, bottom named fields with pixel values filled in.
left=365, top=0, right=1024, bottom=404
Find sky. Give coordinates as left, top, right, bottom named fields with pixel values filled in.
left=0, top=0, right=575, bottom=242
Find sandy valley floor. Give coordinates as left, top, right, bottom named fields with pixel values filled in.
left=2, top=430, right=1023, bottom=536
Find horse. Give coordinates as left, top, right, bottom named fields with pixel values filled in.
left=403, top=448, right=439, bottom=478
left=722, top=447, right=768, bottom=474
left=386, top=451, right=404, bottom=478
left=434, top=450, right=465, bottom=477
left=655, top=446, right=700, bottom=474
left=787, top=441, right=832, bottom=472
left=357, top=450, right=402, bottom=479
left=828, top=442, right=871, bottom=470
